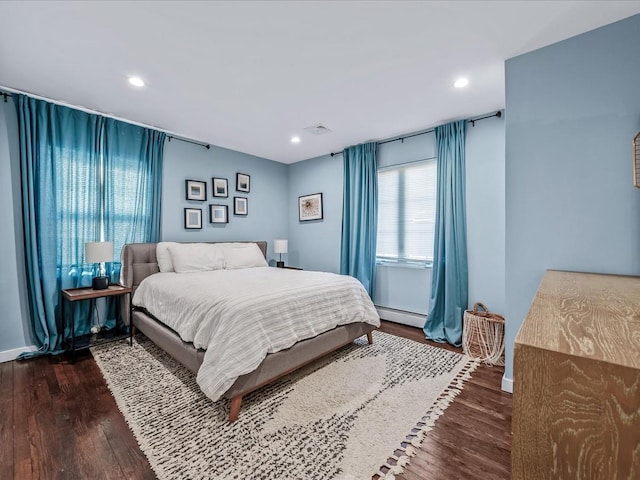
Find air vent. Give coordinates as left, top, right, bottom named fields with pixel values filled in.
left=303, top=124, right=333, bottom=135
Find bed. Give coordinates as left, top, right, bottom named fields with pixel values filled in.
left=120, top=241, right=380, bottom=422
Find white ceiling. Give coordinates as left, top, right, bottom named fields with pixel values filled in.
left=1, top=1, right=639, bottom=164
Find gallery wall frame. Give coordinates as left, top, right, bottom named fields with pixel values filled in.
left=210, top=204, right=229, bottom=224
left=236, top=173, right=250, bottom=193
left=234, top=196, right=248, bottom=216
left=184, top=208, right=202, bottom=229
left=185, top=179, right=207, bottom=201
left=212, top=177, right=229, bottom=197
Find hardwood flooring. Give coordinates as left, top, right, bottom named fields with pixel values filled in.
left=0, top=321, right=511, bottom=480
left=376, top=321, right=512, bottom=480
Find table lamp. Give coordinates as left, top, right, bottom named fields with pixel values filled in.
left=85, top=241, right=113, bottom=290
left=274, top=239, right=288, bottom=268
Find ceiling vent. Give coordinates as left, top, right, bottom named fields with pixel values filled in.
left=304, top=124, right=332, bottom=135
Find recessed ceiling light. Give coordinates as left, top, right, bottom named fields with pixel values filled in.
left=454, top=77, right=469, bottom=88
left=291, top=136, right=301, bottom=144
left=128, top=76, right=145, bottom=87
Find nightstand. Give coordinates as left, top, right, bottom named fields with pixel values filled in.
left=280, top=266, right=303, bottom=270
left=61, top=284, right=132, bottom=362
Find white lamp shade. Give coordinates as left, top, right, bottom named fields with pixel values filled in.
left=273, top=239, right=288, bottom=254
left=85, top=241, right=114, bottom=263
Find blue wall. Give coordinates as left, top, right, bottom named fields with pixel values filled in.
left=161, top=139, right=289, bottom=263
left=504, top=14, right=640, bottom=382
left=466, top=116, right=506, bottom=315
left=287, top=117, right=506, bottom=320
left=287, top=153, right=343, bottom=272
left=0, top=99, right=32, bottom=355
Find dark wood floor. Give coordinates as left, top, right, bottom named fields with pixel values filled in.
left=0, top=321, right=511, bottom=480
left=376, top=321, right=512, bottom=480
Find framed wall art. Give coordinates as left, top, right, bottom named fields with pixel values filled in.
left=184, top=208, right=202, bottom=229
left=212, top=177, right=228, bottom=197
left=234, top=196, right=248, bottom=216
left=236, top=173, right=250, bottom=193
left=210, top=204, right=229, bottom=224
left=299, top=192, right=323, bottom=221
left=185, top=179, right=206, bottom=201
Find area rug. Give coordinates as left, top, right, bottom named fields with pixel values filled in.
left=92, top=331, right=478, bottom=480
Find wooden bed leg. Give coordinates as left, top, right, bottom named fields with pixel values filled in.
left=367, top=332, right=373, bottom=345
left=229, top=395, right=242, bottom=422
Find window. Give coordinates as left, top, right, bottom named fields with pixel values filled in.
left=377, top=159, right=437, bottom=264
left=56, top=123, right=160, bottom=282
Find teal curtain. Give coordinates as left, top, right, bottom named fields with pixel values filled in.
left=15, top=94, right=103, bottom=355
left=15, top=95, right=166, bottom=356
left=423, top=121, right=468, bottom=346
left=103, top=118, right=165, bottom=281
left=340, top=142, right=378, bottom=296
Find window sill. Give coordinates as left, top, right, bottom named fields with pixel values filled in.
left=376, top=261, right=432, bottom=270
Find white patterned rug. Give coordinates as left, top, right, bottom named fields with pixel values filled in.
left=92, top=330, right=477, bottom=480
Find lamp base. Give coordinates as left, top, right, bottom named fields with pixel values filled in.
left=276, top=261, right=285, bottom=268
left=92, top=276, right=109, bottom=290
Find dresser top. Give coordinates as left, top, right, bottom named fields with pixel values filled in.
left=516, top=270, right=640, bottom=370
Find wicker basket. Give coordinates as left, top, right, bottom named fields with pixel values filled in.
left=462, top=303, right=505, bottom=366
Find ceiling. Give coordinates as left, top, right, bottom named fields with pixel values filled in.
left=1, top=1, right=639, bottom=164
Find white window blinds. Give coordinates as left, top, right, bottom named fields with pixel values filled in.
left=376, top=159, right=437, bottom=263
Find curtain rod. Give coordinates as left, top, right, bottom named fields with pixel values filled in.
left=0, top=87, right=211, bottom=150
left=329, top=110, right=502, bottom=157
left=167, top=135, right=210, bottom=149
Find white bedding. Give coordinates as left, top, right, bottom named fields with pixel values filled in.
left=132, top=267, right=380, bottom=401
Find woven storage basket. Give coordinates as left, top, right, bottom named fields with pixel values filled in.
left=462, top=303, right=505, bottom=366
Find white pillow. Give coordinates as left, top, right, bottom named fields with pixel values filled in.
left=167, top=243, right=225, bottom=273
left=156, top=242, right=179, bottom=272
left=222, top=243, right=268, bottom=269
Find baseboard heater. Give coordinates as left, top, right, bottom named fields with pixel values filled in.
left=375, top=306, right=426, bottom=329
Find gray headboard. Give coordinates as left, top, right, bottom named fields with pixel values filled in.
left=120, top=241, right=268, bottom=323
left=121, top=241, right=268, bottom=291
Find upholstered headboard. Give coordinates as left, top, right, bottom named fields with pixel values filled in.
left=120, top=241, right=268, bottom=324
left=121, top=241, right=268, bottom=292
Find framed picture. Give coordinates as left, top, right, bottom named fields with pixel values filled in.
left=212, top=177, right=228, bottom=197
left=185, top=179, right=206, bottom=201
left=184, top=208, right=202, bottom=229
left=299, top=192, right=323, bottom=221
left=236, top=173, right=250, bottom=193
left=209, top=204, right=229, bottom=224
left=234, top=196, right=248, bottom=216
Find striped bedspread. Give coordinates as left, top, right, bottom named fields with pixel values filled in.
left=132, top=267, right=380, bottom=401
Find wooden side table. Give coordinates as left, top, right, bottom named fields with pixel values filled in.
left=61, top=284, right=132, bottom=362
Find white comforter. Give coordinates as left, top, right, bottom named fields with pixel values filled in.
left=132, top=267, right=380, bottom=401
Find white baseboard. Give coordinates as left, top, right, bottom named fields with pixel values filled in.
left=501, top=375, right=513, bottom=394
left=0, top=345, right=38, bottom=363
left=376, top=306, right=426, bottom=329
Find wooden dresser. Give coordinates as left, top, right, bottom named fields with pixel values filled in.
left=512, top=270, right=640, bottom=479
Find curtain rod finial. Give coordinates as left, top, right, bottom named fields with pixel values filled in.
left=496, top=111, right=502, bottom=118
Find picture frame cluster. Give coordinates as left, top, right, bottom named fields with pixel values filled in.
left=184, top=173, right=251, bottom=229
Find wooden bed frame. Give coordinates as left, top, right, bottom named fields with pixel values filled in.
left=120, top=241, right=376, bottom=422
